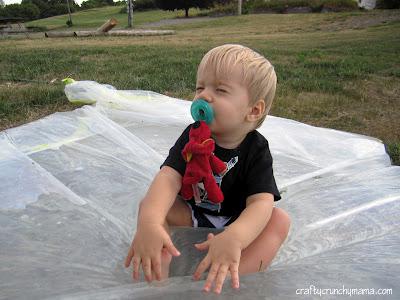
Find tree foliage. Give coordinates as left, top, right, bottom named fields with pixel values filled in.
left=154, top=0, right=215, bottom=17
left=0, top=0, right=109, bottom=22
left=376, top=0, right=400, bottom=9
left=81, top=0, right=113, bottom=10
left=0, top=3, right=40, bottom=20
left=20, top=0, right=79, bottom=19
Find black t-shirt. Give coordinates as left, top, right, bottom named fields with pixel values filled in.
left=161, top=123, right=281, bottom=221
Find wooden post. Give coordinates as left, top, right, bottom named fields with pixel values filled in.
left=45, top=31, right=76, bottom=38
left=238, top=0, right=242, bottom=16
left=45, top=29, right=175, bottom=38
left=128, top=0, right=134, bottom=28
left=66, top=0, right=73, bottom=26
left=96, top=18, right=118, bottom=33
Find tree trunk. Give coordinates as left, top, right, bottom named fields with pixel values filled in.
left=128, top=0, right=134, bottom=28
left=45, top=30, right=175, bottom=38
left=45, top=31, right=75, bottom=37
left=185, top=8, right=189, bottom=18
left=238, top=0, right=242, bottom=15
left=66, top=0, right=73, bottom=25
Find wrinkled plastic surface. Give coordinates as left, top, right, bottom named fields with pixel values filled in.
left=1, top=80, right=399, bottom=300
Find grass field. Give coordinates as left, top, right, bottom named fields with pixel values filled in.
left=1, top=7, right=399, bottom=164
left=25, top=6, right=207, bottom=30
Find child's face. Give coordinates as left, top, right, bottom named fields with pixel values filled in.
left=194, top=65, right=252, bottom=138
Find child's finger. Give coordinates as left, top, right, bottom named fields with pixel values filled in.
left=214, top=264, right=229, bottom=294
left=152, top=254, right=162, bottom=281
left=193, top=255, right=211, bottom=280
left=164, top=239, right=181, bottom=257
left=124, top=247, right=134, bottom=267
left=203, top=263, right=220, bottom=292
left=142, top=257, right=153, bottom=282
left=194, top=233, right=214, bottom=251
left=229, top=263, right=240, bottom=289
left=194, top=240, right=209, bottom=251
left=207, top=233, right=215, bottom=240
left=132, top=256, right=141, bottom=281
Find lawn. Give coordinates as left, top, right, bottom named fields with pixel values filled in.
left=25, top=6, right=207, bottom=30
left=1, top=7, right=399, bottom=164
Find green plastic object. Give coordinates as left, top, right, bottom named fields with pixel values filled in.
left=62, top=78, right=75, bottom=85
left=190, top=99, right=214, bottom=124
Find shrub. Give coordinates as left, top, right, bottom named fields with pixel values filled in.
left=183, top=0, right=342, bottom=17
left=42, top=3, right=75, bottom=17
left=238, top=0, right=359, bottom=14
left=245, top=0, right=319, bottom=13
left=321, top=0, right=358, bottom=10
left=80, top=0, right=109, bottom=10
left=19, top=0, right=79, bottom=18
left=376, top=0, right=400, bottom=9
left=154, top=0, right=214, bottom=18
left=0, top=3, right=40, bottom=20
left=134, top=0, right=157, bottom=11
left=209, top=1, right=238, bottom=16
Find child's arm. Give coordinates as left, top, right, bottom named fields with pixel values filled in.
left=125, top=166, right=182, bottom=282
left=193, top=193, right=274, bottom=294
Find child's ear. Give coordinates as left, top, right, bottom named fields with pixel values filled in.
left=246, top=99, right=265, bottom=122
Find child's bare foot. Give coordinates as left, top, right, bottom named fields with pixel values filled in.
left=152, top=247, right=172, bottom=281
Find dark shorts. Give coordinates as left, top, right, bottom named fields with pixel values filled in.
left=186, top=202, right=235, bottom=229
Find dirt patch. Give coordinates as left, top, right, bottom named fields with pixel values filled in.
left=318, top=10, right=400, bottom=31
left=342, top=75, right=400, bottom=142
left=0, top=82, right=34, bottom=89
left=273, top=74, right=400, bottom=146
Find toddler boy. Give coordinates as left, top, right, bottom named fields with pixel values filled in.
left=125, top=44, right=291, bottom=294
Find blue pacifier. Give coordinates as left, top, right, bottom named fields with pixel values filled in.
left=190, top=99, right=214, bottom=125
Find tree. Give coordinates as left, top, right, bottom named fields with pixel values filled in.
left=81, top=0, right=109, bottom=10
left=154, top=0, right=215, bottom=18
left=21, top=0, right=79, bottom=19
left=0, top=3, right=40, bottom=20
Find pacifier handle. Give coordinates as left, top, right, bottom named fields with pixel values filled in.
left=190, top=99, right=214, bottom=125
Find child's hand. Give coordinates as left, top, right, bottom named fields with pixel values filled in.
left=124, top=222, right=180, bottom=282
left=193, top=232, right=241, bottom=294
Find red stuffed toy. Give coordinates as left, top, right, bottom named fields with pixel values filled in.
left=181, top=121, right=227, bottom=204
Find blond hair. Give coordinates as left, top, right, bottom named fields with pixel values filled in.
left=197, top=44, right=277, bottom=128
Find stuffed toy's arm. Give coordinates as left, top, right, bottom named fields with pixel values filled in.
left=210, top=154, right=227, bottom=175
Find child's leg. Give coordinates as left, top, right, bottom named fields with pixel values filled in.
left=238, top=207, right=291, bottom=274
left=154, top=196, right=192, bottom=280
left=165, top=196, right=193, bottom=227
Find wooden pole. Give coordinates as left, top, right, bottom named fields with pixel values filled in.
left=96, top=18, right=118, bottom=33
left=66, top=0, right=73, bottom=26
left=238, top=0, right=242, bottom=16
left=128, top=0, right=134, bottom=28
left=45, top=30, right=175, bottom=38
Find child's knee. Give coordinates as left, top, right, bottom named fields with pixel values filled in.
left=271, top=207, right=291, bottom=239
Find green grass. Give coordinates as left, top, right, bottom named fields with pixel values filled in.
left=1, top=8, right=400, bottom=165
left=25, top=6, right=207, bottom=31
left=387, top=143, right=400, bottom=165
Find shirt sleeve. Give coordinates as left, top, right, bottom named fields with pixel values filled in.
left=244, top=143, right=281, bottom=202
left=160, top=124, right=191, bottom=176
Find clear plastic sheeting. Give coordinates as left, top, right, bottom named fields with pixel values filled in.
left=1, top=80, right=399, bottom=300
